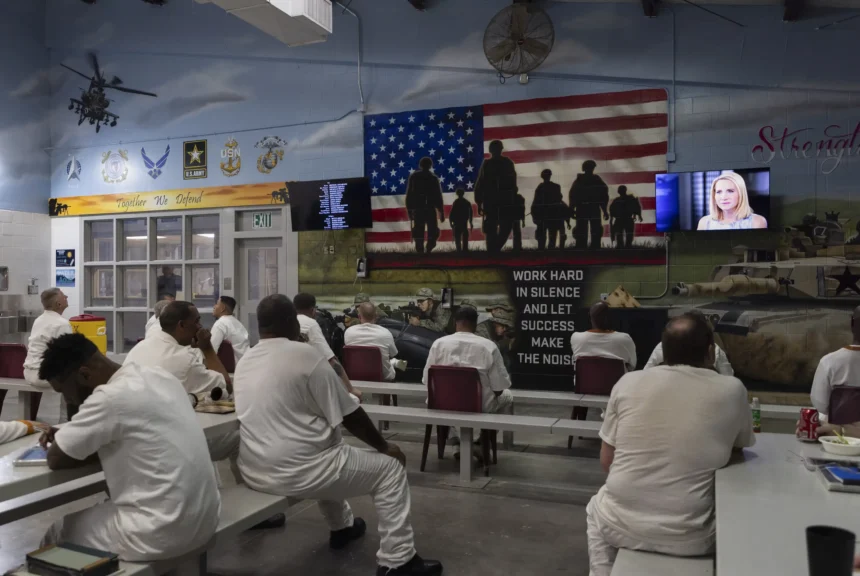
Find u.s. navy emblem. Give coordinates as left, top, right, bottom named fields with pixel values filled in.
left=101, top=149, right=128, bottom=184
left=220, top=137, right=241, bottom=177
left=141, top=145, right=170, bottom=180
left=255, top=136, right=286, bottom=174
left=66, top=156, right=81, bottom=188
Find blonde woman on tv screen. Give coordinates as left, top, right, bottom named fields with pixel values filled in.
left=697, top=171, right=768, bottom=230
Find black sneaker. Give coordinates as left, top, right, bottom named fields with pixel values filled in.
left=249, top=513, right=286, bottom=530
left=376, top=554, right=443, bottom=576
left=329, top=517, right=367, bottom=549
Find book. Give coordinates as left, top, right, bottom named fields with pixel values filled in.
left=26, top=543, right=119, bottom=576
left=825, top=465, right=860, bottom=486
left=817, top=467, right=860, bottom=493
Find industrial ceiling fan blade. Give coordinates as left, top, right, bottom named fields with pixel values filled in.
left=510, top=4, right=530, bottom=38
left=520, top=37, right=551, bottom=61
left=486, top=38, right=517, bottom=63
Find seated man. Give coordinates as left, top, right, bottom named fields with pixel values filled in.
left=570, top=301, right=636, bottom=372
left=294, top=292, right=361, bottom=400
left=210, top=296, right=250, bottom=362
left=126, top=301, right=231, bottom=397
left=810, top=305, right=860, bottom=421
left=586, top=313, right=755, bottom=576
left=234, top=295, right=442, bottom=576
left=37, top=334, right=220, bottom=561
left=144, top=300, right=172, bottom=339
left=344, top=302, right=399, bottom=382
left=644, top=311, right=733, bottom=376
left=23, top=288, right=72, bottom=388
left=423, top=306, right=513, bottom=415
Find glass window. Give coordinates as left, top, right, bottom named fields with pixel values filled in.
left=154, top=265, right=183, bottom=302
left=189, top=265, right=219, bottom=312
left=87, top=268, right=114, bottom=307
left=155, top=217, right=182, bottom=260
left=120, top=267, right=147, bottom=307
left=104, top=313, right=114, bottom=352
left=190, top=215, right=219, bottom=259
left=120, top=218, right=147, bottom=261
left=120, top=312, right=147, bottom=352
left=248, top=248, right=278, bottom=301
left=88, top=221, right=114, bottom=262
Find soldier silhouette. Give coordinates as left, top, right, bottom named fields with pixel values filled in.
left=405, top=157, right=444, bottom=254
left=609, top=185, right=643, bottom=248
left=532, top=169, right=569, bottom=250
left=449, top=188, right=473, bottom=253
left=569, top=160, right=609, bottom=249
left=475, top=139, right=518, bottom=252
left=512, top=193, right=526, bottom=252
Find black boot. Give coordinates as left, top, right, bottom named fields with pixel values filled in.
left=330, top=517, right=367, bottom=549
left=377, top=554, right=443, bottom=576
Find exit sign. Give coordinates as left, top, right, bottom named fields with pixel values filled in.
left=252, top=212, right=273, bottom=229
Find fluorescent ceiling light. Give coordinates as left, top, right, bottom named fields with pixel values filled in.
left=196, top=233, right=216, bottom=238
left=126, top=236, right=147, bottom=240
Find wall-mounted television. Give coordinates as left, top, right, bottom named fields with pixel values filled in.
left=655, top=168, right=771, bottom=232
left=289, top=177, right=373, bottom=232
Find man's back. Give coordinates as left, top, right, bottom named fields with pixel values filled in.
left=811, top=347, right=860, bottom=415
left=211, top=315, right=250, bottom=360
left=344, top=323, right=398, bottom=381
left=24, top=311, right=71, bottom=370
left=595, top=366, right=754, bottom=545
left=570, top=330, right=637, bottom=371
left=56, top=363, right=220, bottom=559
left=125, top=330, right=223, bottom=395
left=234, top=338, right=359, bottom=495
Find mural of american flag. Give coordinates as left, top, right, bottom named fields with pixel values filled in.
left=363, top=89, right=668, bottom=253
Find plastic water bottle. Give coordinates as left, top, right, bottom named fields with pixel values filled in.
left=751, top=397, right=761, bottom=433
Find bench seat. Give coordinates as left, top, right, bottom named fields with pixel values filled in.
left=611, top=549, right=714, bottom=576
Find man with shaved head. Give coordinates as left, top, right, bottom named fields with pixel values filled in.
left=585, top=312, right=755, bottom=576
left=810, top=305, right=860, bottom=421
left=570, top=301, right=637, bottom=372
left=344, top=302, right=400, bottom=382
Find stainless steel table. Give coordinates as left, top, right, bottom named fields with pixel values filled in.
left=716, top=433, right=860, bottom=575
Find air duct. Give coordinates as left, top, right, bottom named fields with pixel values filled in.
left=195, top=0, right=332, bottom=46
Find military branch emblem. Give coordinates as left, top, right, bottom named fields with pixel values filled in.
left=220, top=136, right=241, bottom=177
left=183, top=139, right=208, bottom=180
left=141, top=145, right=170, bottom=180
left=255, top=136, right=286, bottom=174
left=101, top=149, right=128, bottom=184
left=66, top=156, right=81, bottom=188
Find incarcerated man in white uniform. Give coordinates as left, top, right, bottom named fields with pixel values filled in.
left=22, top=288, right=73, bottom=419
left=210, top=295, right=250, bottom=362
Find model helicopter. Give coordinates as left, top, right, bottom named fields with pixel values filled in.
left=62, top=53, right=157, bottom=133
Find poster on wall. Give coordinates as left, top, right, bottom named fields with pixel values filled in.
left=56, top=268, right=75, bottom=288
left=363, top=89, right=668, bottom=268
left=55, top=249, right=75, bottom=267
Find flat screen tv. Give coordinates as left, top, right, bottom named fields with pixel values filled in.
left=289, top=177, right=373, bottom=232
left=655, top=168, right=771, bottom=232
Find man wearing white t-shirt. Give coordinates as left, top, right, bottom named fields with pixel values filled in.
left=644, top=311, right=733, bottom=376
left=37, top=334, right=220, bottom=562
left=586, top=313, right=755, bottom=576
left=144, top=299, right=172, bottom=339
left=570, top=302, right=637, bottom=372
left=234, top=295, right=442, bottom=576
left=811, top=306, right=860, bottom=420
left=22, top=288, right=73, bottom=421
left=210, top=296, right=250, bottom=362
left=295, top=292, right=362, bottom=400
left=344, top=302, right=399, bottom=381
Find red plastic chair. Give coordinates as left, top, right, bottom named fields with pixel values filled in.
left=0, top=343, right=41, bottom=420
left=569, top=356, right=627, bottom=448
left=828, top=386, right=860, bottom=425
left=420, top=365, right=497, bottom=476
left=343, top=345, right=398, bottom=427
left=217, top=342, right=236, bottom=374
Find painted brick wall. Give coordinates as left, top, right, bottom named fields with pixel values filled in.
left=0, top=209, right=52, bottom=307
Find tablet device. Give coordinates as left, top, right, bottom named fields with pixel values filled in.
left=13, top=446, right=48, bottom=467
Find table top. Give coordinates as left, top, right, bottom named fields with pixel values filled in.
left=0, top=412, right=239, bottom=503
left=716, top=433, right=860, bottom=576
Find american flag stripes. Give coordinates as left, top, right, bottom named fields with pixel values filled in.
left=363, top=89, right=668, bottom=254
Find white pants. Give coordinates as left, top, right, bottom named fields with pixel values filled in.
left=207, top=429, right=241, bottom=487
left=43, top=501, right=121, bottom=556
left=585, top=496, right=714, bottom=576
left=23, top=368, right=51, bottom=389
left=283, top=445, right=415, bottom=569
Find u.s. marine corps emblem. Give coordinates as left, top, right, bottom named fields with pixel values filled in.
left=102, top=149, right=128, bottom=184
left=220, top=136, right=241, bottom=177
left=255, top=136, right=286, bottom=174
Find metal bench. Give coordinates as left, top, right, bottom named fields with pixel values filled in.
left=611, top=549, right=714, bottom=576
left=0, top=377, right=54, bottom=421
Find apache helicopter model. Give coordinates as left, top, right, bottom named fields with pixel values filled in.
left=62, top=53, right=157, bottom=133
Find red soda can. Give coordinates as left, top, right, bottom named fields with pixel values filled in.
left=798, top=408, right=820, bottom=441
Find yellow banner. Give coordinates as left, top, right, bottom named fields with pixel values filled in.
left=49, top=182, right=290, bottom=217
